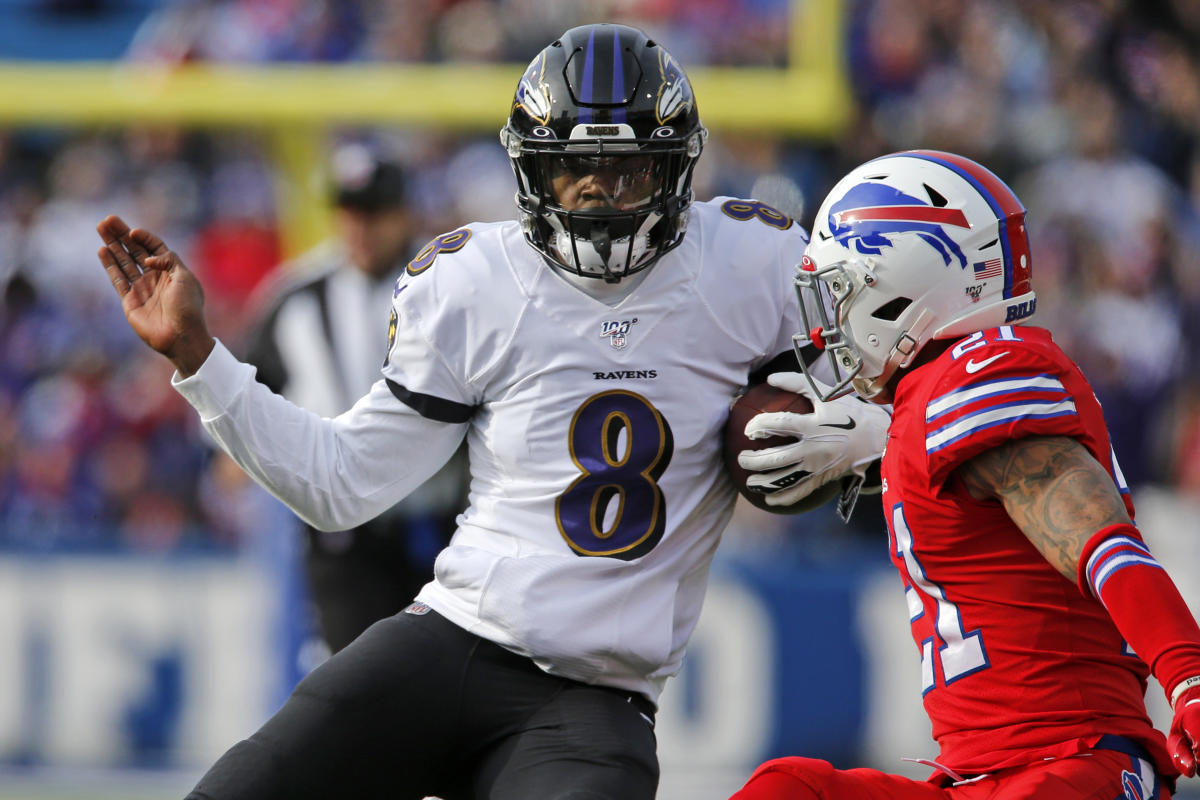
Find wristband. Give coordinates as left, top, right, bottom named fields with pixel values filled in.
left=1171, top=675, right=1200, bottom=709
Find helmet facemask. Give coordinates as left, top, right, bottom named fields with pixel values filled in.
left=504, top=128, right=703, bottom=282
left=794, top=257, right=866, bottom=402
left=794, top=248, right=931, bottom=405
left=501, top=24, right=706, bottom=282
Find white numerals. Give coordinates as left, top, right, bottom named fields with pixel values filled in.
left=949, top=326, right=1022, bottom=360
left=890, top=503, right=989, bottom=693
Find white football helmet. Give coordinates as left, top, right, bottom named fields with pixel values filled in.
left=795, top=150, right=1035, bottom=403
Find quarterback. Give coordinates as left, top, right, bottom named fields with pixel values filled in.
left=732, top=150, right=1200, bottom=799
left=96, top=24, right=888, bottom=800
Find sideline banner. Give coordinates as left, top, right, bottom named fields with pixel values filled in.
left=0, top=551, right=923, bottom=773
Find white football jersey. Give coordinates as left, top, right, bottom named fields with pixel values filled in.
left=175, top=197, right=808, bottom=702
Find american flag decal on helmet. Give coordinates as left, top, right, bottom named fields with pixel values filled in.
left=973, top=258, right=1003, bottom=279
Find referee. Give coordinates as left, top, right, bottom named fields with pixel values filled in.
left=244, top=142, right=467, bottom=654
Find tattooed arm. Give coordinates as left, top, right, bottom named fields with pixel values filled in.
left=956, top=435, right=1131, bottom=581
left=961, top=435, right=1200, bottom=775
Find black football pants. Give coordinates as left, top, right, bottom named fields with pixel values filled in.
left=185, top=606, right=659, bottom=800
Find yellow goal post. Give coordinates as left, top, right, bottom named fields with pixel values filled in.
left=0, top=0, right=850, bottom=256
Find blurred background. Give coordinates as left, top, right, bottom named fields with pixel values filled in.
left=0, top=0, right=1199, bottom=798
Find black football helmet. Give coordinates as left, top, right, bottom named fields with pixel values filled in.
left=500, top=23, right=707, bottom=282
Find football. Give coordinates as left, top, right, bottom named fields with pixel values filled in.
left=723, top=382, right=841, bottom=514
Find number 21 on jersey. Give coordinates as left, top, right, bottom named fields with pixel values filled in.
left=889, top=502, right=990, bottom=694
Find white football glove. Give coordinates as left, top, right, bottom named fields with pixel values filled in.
left=737, top=371, right=891, bottom=509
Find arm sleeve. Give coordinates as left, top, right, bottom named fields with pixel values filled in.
left=173, top=339, right=468, bottom=531
left=1079, top=524, right=1200, bottom=701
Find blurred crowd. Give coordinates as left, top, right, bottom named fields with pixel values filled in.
left=120, top=0, right=792, bottom=67
left=0, top=0, right=1198, bottom=553
left=839, top=0, right=1200, bottom=504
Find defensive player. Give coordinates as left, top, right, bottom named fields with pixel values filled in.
left=732, top=150, right=1200, bottom=799
left=96, top=24, right=889, bottom=800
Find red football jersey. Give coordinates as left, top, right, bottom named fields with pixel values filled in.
left=881, top=324, right=1170, bottom=775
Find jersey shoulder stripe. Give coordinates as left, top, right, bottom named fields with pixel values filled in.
left=910, top=327, right=1095, bottom=488
left=925, top=396, right=1078, bottom=454
left=925, top=373, right=1068, bottom=421
left=924, top=371, right=1077, bottom=453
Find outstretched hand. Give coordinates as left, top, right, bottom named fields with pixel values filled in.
left=96, top=215, right=214, bottom=376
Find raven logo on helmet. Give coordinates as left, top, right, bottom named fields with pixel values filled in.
left=828, top=183, right=970, bottom=269
left=515, top=52, right=552, bottom=125
left=656, top=50, right=693, bottom=124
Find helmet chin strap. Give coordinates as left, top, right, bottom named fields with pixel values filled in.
left=544, top=207, right=666, bottom=281
left=551, top=229, right=647, bottom=281
left=589, top=223, right=618, bottom=282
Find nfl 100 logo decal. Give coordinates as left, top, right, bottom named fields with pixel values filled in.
left=601, top=317, right=638, bottom=349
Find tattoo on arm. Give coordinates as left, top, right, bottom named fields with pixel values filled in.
left=957, top=436, right=1132, bottom=581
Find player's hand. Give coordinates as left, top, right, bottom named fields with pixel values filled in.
left=96, top=215, right=214, bottom=376
left=1169, top=683, right=1200, bottom=777
left=737, top=371, right=890, bottom=507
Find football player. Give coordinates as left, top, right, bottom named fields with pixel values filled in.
left=732, top=150, right=1200, bottom=799
left=96, top=24, right=890, bottom=800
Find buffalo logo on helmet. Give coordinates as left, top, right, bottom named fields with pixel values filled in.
left=828, top=183, right=970, bottom=269
left=515, top=52, right=552, bottom=125
left=655, top=50, right=693, bottom=125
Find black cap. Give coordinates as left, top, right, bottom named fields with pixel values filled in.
left=331, top=143, right=407, bottom=210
